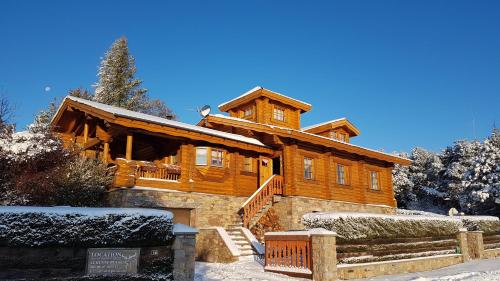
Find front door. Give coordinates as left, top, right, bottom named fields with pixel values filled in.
left=259, top=156, right=273, bottom=186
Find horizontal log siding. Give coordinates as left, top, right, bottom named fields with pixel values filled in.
left=288, top=146, right=396, bottom=207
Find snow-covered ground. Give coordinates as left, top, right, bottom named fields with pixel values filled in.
left=195, top=258, right=500, bottom=281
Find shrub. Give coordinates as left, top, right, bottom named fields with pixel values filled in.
left=0, top=206, right=174, bottom=247
left=460, top=216, right=500, bottom=234
left=302, top=212, right=463, bottom=242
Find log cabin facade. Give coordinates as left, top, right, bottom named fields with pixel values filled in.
left=51, top=86, right=410, bottom=231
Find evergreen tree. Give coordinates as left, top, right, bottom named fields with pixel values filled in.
left=93, top=37, right=175, bottom=119
left=69, top=88, right=94, bottom=100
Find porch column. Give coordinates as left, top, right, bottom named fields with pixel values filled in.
left=125, top=133, right=133, bottom=160
left=103, top=142, right=110, bottom=163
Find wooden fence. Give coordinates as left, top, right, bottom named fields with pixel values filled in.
left=264, top=231, right=313, bottom=278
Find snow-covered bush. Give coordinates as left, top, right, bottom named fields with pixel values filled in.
left=302, top=212, right=463, bottom=242
left=460, top=216, right=500, bottom=234
left=0, top=206, right=174, bottom=247
left=396, top=208, right=446, bottom=217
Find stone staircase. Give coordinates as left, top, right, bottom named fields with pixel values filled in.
left=226, top=223, right=256, bottom=257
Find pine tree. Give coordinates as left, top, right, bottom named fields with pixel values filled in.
left=69, top=88, right=94, bottom=100
left=93, top=37, right=175, bottom=119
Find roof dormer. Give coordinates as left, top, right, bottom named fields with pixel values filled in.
left=301, top=118, right=360, bottom=143
left=218, top=86, right=311, bottom=130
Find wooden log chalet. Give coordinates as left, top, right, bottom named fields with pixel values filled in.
left=51, top=86, right=411, bottom=232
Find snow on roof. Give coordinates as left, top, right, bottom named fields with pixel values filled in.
left=0, top=206, right=173, bottom=218
left=210, top=114, right=410, bottom=163
left=300, top=118, right=348, bottom=131
left=63, top=96, right=267, bottom=147
left=218, top=86, right=312, bottom=109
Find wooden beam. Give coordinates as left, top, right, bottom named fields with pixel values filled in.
left=126, top=133, right=133, bottom=160
left=103, top=142, right=110, bottom=163
left=83, top=120, right=89, bottom=144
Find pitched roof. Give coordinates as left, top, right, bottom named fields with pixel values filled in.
left=204, top=114, right=411, bottom=165
left=301, top=118, right=361, bottom=136
left=218, top=86, right=312, bottom=113
left=53, top=96, right=267, bottom=148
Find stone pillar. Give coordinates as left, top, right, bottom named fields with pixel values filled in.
left=467, top=231, right=485, bottom=260
left=173, top=224, right=198, bottom=281
left=310, top=228, right=337, bottom=281
left=457, top=229, right=470, bottom=262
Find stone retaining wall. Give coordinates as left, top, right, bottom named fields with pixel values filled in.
left=107, top=188, right=245, bottom=228
left=196, top=228, right=239, bottom=263
left=272, top=196, right=395, bottom=230
left=337, top=254, right=463, bottom=280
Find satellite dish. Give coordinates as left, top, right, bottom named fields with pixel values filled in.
left=199, top=105, right=211, bottom=118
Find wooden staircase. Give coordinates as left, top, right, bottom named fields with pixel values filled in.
left=240, top=175, right=284, bottom=228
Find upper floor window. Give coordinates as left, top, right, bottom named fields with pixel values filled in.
left=370, top=171, right=380, bottom=190
left=196, top=147, right=208, bottom=165
left=330, top=131, right=337, bottom=139
left=337, top=164, right=348, bottom=185
left=243, top=157, right=253, bottom=172
left=211, top=149, right=224, bottom=167
left=304, top=157, right=314, bottom=180
left=338, top=133, right=346, bottom=142
left=243, top=106, right=254, bottom=117
left=273, top=107, right=285, bottom=122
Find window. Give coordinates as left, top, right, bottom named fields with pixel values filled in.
left=304, top=157, right=314, bottom=180
left=370, top=171, right=380, bottom=190
left=338, top=133, right=346, bottom=142
left=170, top=154, right=178, bottom=165
left=211, top=149, right=224, bottom=167
left=273, top=107, right=285, bottom=121
left=337, top=164, right=347, bottom=185
left=243, top=157, right=253, bottom=172
left=196, top=147, right=208, bottom=165
left=330, top=131, right=337, bottom=139
left=243, top=106, right=254, bottom=117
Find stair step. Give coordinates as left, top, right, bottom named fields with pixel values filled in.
left=235, top=241, right=249, bottom=246
left=239, top=249, right=254, bottom=256
left=238, top=245, right=252, bottom=251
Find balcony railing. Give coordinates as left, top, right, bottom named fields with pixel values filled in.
left=136, top=163, right=181, bottom=181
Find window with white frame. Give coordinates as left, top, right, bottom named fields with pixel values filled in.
left=337, top=164, right=347, bottom=185
left=304, top=157, right=314, bottom=180
left=211, top=149, right=224, bottom=167
left=273, top=107, right=285, bottom=121
left=196, top=147, right=208, bottom=165
left=370, top=171, right=380, bottom=190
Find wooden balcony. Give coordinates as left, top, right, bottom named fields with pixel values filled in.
left=136, top=164, right=181, bottom=181
left=113, top=158, right=182, bottom=188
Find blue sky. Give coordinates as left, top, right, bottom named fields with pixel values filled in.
left=1, top=0, right=499, bottom=153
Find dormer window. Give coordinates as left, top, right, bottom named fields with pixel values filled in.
left=273, top=107, right=285, bottom=121
left=330, top=131, right=337, bottom=139
left=338, top=133, right=346, bottom=142
left=243, top=106, right=254, bottom=117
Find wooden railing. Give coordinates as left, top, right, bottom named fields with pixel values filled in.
left=264, top=231, right=313, bottom=278
left=136, top=164, right=181, bottom=181
left=241, top=175, right=284, bottom=228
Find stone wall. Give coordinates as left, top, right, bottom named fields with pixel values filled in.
left=107, top=188, right=246, bottom=228
left=484, top=248, right=500, bottom=259
left=272, top=196, right=395, bottom=230
left=337, top=254, right=463, bottom=280
left=172, top=227, right=197, bottom=281
left=196, top=228, right=239, bottom=263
